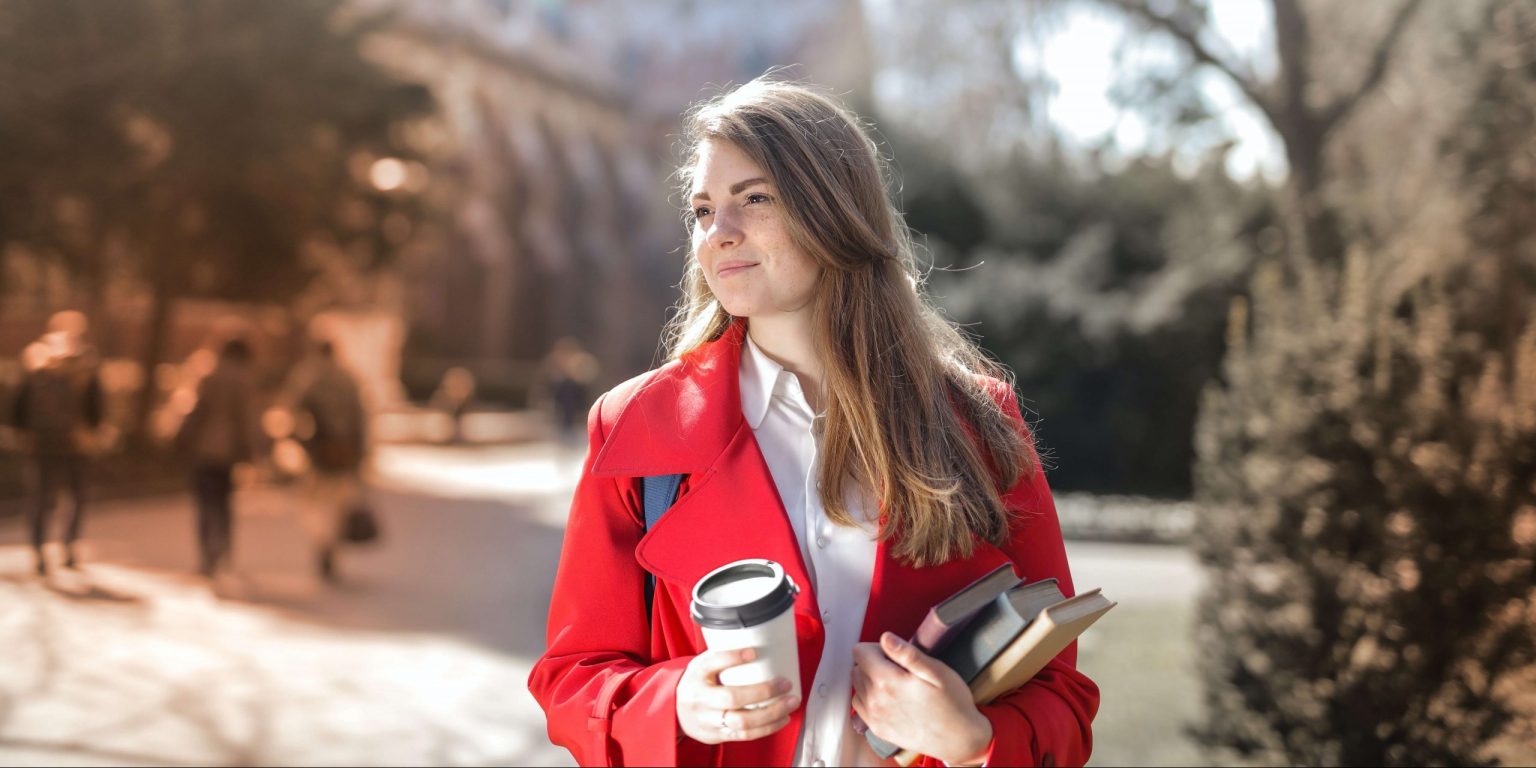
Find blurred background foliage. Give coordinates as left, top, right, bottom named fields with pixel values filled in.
left=0, top=0, right=441, bottom=446
left=880, top=0, right=1536, bottom=763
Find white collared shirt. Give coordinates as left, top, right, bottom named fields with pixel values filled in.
left=739, top=333, right=885, bottom=768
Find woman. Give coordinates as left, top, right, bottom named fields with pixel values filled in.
left=528, top=78, right=1099, bottom=767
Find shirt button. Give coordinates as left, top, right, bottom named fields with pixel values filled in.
left=817, top=683, right=829, bottom=697
left=813, top=761, right=826, bottom=768
left=821, top=608, right=831, bottom=619
left=815, top=536, right=828, bottom=548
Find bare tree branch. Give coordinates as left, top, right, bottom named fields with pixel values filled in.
left=1092, top=0, right=1282, bottom=133
left=1270, top=0, right=1309, bottom=121
left=1318, top=0, right=1427, bottom=134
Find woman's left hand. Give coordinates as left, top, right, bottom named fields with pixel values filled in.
left=851, top=632, right=993, bottom=766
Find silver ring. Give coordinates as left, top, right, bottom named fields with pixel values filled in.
left=719, top=708, right=731, bottom=736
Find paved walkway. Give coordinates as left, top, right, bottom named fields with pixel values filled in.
left=0, top=442, right=1205, bottom=766
left=0, top=443, right=585, bottom=767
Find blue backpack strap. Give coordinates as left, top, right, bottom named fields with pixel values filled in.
left=640, top=474, right=685, bottom=619
left=642, top=474, right=685, bottom=532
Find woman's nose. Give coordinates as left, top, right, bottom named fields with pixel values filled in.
left=705, top=210, right=743, bottom=250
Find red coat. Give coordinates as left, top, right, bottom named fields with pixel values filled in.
left=528, top=320, right=1099, bottom=766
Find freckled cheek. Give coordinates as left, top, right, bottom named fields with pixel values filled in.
left=788, top=258, right=822, bottom=299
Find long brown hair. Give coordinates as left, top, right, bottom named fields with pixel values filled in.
left=666, top=77, right=1035, bottom=567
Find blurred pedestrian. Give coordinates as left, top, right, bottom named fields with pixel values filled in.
left=541, top=337, right=597, bottom=446
left=175, top=338, right=263, bottom=578
left=290, top=339, right=368, bottom=583
left=430, top=366, right=476, bottom=444
left=10, top=316, right=104, bottom=576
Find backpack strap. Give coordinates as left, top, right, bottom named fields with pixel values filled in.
left=640, top=474, right=685, bottom=619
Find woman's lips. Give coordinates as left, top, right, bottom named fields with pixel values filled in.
left=716, top=262, right=758, bottom=278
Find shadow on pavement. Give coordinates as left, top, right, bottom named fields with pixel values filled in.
left=41, top=572, right=149, bottom=605
left=0, top=447, right=583, bottom=767
left=221, top=485, right=569, bottom=661
left=0, top=480, right=571, bottom=660
left=0, top=570, right=147, bottom=607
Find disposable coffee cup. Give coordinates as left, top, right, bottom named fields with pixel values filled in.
left=690, top=559, right=801, bottom=703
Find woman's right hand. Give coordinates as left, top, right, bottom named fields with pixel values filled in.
left=676, top=647, right=801, bottom=744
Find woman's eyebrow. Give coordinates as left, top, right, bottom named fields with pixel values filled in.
left=690, top=177, right=770, bottom=202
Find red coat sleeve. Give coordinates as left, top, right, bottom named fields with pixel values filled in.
left=526, top=392, right=709, bottom=767
left=937, top=385, right=1100, bottom=768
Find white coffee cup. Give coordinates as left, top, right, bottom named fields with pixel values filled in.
left=691, top=559, right=801, bottom=704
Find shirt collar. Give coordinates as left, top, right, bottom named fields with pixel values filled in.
left=739, top=332, right=782, bottom=430
left=739, top=331, right=819, bottom=429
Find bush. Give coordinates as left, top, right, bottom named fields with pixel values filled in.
left=1191, top=4, right=1536, bottom=763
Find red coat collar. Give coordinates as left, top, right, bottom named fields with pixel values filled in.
left=589, top=318, right=750, bottom=478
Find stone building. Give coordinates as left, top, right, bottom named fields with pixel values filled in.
left=358, top=0, right=872, bottom=401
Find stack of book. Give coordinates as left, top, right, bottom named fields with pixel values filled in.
left=862, top=564, right=1116, bottom=765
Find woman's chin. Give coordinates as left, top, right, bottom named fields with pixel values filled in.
left=716, top=297, right=761, bottom=318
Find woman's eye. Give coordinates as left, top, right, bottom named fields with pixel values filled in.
left=692, top=206, right=712, bottom=220
left=745, top=193, right=771, bottom=205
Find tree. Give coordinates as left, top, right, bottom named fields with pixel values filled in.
left=1089, top=0, right=1425, bottom=267
left=0, top=0, right=435, bottom=436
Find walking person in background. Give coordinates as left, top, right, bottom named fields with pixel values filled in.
left=291, top=339, right=368, bottom=584
left=11, top=314, right=104, bottom=576
left=528, top=78, right=1098, bottom=767
left=430, top=366, right=476, bottom=444
left=175, top=337, right=264, bottom=579
left=540, top=336, right=597, bottom=447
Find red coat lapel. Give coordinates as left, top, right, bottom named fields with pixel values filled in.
left=589, top=321, right=817, bottom=601
left=589, top=320, right=749, bottom=479
left=635, top=422, right=827, bottom=767
left=588, top=319, right=826, bottom=763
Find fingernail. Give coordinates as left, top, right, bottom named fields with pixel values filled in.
left=774, top=678, right=791, bottom=694
left=788, top=695, right=801, bottom=709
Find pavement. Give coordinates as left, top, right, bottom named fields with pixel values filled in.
left=0, top=440, right=1203, bottom=767
left=0, top=442, right=587, bottom=767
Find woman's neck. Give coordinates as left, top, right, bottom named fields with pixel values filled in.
left=745, top=315, right=824, bottom=412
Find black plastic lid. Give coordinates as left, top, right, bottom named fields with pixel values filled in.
left=690, top=559, right=799, bottom=630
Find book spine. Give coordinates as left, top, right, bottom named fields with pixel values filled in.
left=940, top=597, right=1028, bottom=683
left=910, top=609, right=951, bottom=652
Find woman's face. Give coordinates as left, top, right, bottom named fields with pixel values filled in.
left=689, top=139, right=820, bottom=321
